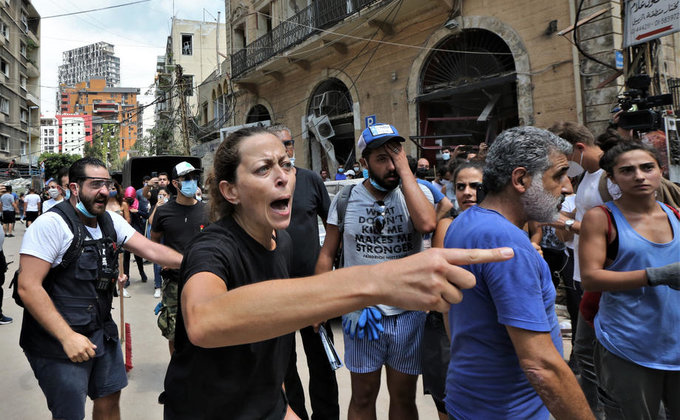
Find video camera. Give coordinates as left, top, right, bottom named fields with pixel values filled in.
left=616, top=74, right=673, bottom=131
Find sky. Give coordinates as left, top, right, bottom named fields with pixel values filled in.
left=34, top=0, right=226, bottom=115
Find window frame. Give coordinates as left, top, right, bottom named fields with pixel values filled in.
left=0, top=134, right=9, bottom=152
left=181, top=33, right=193, bottom=56
left=0, top=59, right=9, bottom=77
left=0, top=96, right=9, bottom=115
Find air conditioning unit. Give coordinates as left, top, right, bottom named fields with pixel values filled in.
left=308, top=115, right=335, bottom=141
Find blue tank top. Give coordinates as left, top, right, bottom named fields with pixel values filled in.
left=595, top=201, right=680, bottom=370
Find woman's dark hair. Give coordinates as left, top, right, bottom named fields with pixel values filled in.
left=599, top=141, right=661, bottom=176
left=453, top=161, right=485, bottom=183
left=595, top=128, right=624, bottom=154
left=209, top=126, right=271, bottom=221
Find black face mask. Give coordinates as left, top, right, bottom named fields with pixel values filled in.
left=415, top=168, right=429, bottom=179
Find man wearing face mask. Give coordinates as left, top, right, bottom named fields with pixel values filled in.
left=42, top=180, right=63, bottom=213
left=150, top=162, right=209, bottom=355
left=317, top=123, right=436, bottom=419
left=42, top=168, right=70, bottom=213
left=17, top=157, right=182, bottom=420
left=335, top=164, right=347, bottom=180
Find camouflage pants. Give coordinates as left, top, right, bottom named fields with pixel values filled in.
left=157, top=278, right=178, bottom=340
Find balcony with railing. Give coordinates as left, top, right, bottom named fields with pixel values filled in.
left=231, top=0, right=389, bottom=78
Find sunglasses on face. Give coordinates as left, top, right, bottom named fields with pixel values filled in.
left=373, top=200, right=386, bottom=233
left=283, top=140, right=295, bottom=147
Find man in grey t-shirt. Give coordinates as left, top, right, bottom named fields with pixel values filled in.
left=1, top=185, right=18, bottom=237
left=316, top=123, right=436, bottom=418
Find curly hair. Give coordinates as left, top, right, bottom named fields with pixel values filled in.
left=484, top=126, right=572, bottom=194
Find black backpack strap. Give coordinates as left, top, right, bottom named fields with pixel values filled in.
left=97, top=211, right=118, bottom=244
left=335, top=184, right=355, bottom=235
left=49, top=201, right=87, bottom=267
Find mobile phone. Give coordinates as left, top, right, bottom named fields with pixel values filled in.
left=151, top=171, right=158, bottom=177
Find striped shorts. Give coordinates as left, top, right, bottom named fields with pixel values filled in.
left=343, top=310, right=427, bottom=375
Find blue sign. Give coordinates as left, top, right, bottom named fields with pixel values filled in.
left=365, top=115, right=376, bottom=128
left=615, top=51, right=624, bottom=70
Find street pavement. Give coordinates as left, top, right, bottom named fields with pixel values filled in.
left=0, top=221, right=438, bottom=419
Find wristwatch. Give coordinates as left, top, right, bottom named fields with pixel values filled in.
left=564, top=219, right=575, bottom=232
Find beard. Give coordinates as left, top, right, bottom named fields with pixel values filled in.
left=367, top=166, right=400, bottom=190
left=81, top=192, right=107, bottom=215
left=521, top=174, right=563, bottom=223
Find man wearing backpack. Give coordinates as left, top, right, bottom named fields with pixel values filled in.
left=17, top=157, right=183, bottom=420
left=316, top=123, right=436, bottom=418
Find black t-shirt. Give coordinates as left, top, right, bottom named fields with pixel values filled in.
left=163, top=216, right=293, bottom=420
left=285, top=167, right=330, bottom=277
left=151, top=199, right=208, bottom=254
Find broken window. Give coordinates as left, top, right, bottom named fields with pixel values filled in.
left=181, top=34, right=193, bottom=55
left=416, top=29, right=518, bottom=163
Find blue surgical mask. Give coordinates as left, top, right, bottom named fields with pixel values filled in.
left=109, top=190, right=117, bottom=198
left=290, top=157, right=295, bottom=166
left=369, top=177, right=389, bottom=192
left=442, top=152, right=451, bottom=161
left=180, top=179, right=198, bottom=198
left=362, top=169, right=369, bottom=179
left=76, top=200, right=96, bottom=218
left=338, top=168, right=344, bottom=173
left=64, top=189, right=71, bottom=200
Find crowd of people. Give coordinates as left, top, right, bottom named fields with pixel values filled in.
left=3, top=117, right=679, bottom=420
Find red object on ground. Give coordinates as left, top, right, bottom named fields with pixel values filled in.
left=125, top=322, right=132, bottom=372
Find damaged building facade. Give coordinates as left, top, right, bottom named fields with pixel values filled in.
left=191, top=0, right=680, bottom=174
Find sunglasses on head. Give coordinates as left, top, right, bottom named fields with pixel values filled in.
left=373, top=200, right=386, bottom=233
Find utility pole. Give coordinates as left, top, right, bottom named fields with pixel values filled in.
left=27, top=105, right=39, bottom=177
left=175, top=64, right=190, bottom=155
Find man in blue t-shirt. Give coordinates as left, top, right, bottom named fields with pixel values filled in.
left=444, top=127, right=594, bottom=419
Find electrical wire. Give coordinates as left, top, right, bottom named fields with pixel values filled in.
left=574, top=0, right=618, bottom=72
left=38, top=0, right=151, bottom=20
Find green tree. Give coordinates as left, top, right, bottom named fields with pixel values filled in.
left=37, top=152, right=81, bottom=181
left=85, top=124, right=122, bottom=170
left=137, top=119, right=181, bottom=156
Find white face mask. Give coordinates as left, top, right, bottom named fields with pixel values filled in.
left=48, top=188, right=59, bottom=199
left=567, top=150, right=585, bottom=177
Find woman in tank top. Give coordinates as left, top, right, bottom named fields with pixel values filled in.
left=580, top=141, right=680, bottom=419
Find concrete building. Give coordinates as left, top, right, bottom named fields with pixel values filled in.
left=58, top=42, right=120, bottom=89
left=55, top=114, right=93, bottom=156
left=192, top=0, right=680, bottom=175
left=154, top=18, right=226, bottom=152
left=0, top=0, right=40, bottom=167
left=39, top=115, right=57, bottom=154
left=59, top=78, right=140, bottom=159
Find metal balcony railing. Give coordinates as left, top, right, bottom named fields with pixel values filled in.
left=231, top=0, right=389, bottom=78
